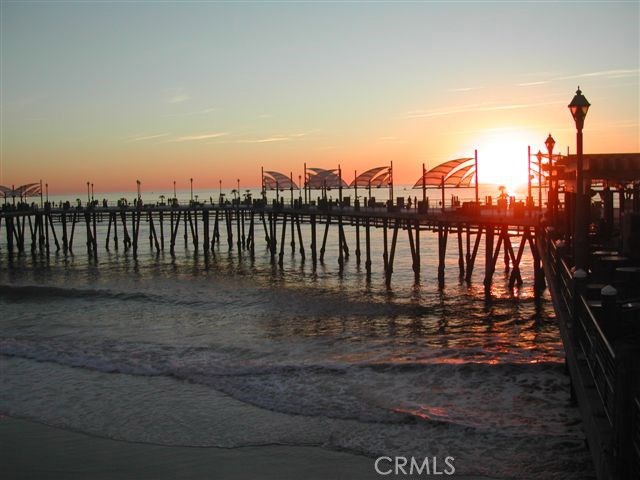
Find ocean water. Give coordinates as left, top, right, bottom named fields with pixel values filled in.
left=0, top=191, right=593, bottom=479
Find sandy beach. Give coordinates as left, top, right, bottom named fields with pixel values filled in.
left=1, top=416, right=379, bottom=480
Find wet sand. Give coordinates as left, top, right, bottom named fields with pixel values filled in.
left=0, top=416, right=499, bottom=479
left=0, top=416, right=375, bottom=480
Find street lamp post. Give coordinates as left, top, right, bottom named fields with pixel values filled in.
left=190, top=178, right=193, bottom=202
left=527, top=146, right=532, bottom=204
left=173, top=180, right=176, bottom=202
left=389, top=161, right=394, bottom=205
left=568, top=87, right=590, bottom=269
left=304, top=163, right=308, bottom=205
left=136, top=180, right=141, bottom=205
left=219, top=179, right=222, bottom=205
left=545, top=133, right=556, bottom=221
left=87, top=181, right=90, bottom=205
left=422, top=163, right=427, bottom=203
left=536, top=150, right=543, bottom=211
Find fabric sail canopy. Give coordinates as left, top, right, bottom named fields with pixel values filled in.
left=349, top=166, right=390, bottom=188
left=0, top=183, right=42, bottom=197
left=412, top=158, right=475, bottom=189
left=263, top=171, right=298, bottom=190
left=306, top=168, right=348, bottom=189
left=444, top=163, right=475, bottom=186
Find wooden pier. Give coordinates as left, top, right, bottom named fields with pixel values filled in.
left=0, top=201, right=544, bottom=291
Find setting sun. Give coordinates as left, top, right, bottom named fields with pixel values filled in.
left=472, top=128, right=538, bottom=191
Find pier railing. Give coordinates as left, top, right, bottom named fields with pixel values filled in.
left=544, top=229, right=640, bottom=479
left=634, top=396, right=640, bottom=478
left=575, top=294, right=617, bottom=425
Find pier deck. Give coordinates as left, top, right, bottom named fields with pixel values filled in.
left=0, top=201, right=545, bottom=290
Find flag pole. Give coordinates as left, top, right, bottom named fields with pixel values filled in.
left=354, top=170, right=357, bottom=207
left=389, top=161, right=394, bottom=205
left=304, top=163, right=307, bottom=205
left=474, top=149, right=479, bottom=204
left=422, top=163, right=426, bottom=203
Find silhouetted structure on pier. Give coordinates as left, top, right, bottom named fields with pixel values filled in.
left=0, top=200, right=544, bottom=292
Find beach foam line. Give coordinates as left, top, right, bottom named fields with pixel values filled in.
left=1, top=335, right=570, bottom=431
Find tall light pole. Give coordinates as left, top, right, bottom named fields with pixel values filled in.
left=545, top=133, right=556, bottom=221
left=219, top=179, right=222, bottom=204
left=536, top=150, right=543, bottom=211
left=136, top=180, right=141, bottom=204
left=527, top=146, right=532, bottom=204
left=474, top=149, right=479, bottom=204
left=422, top=163, right=427, bottom=203
left=173, top=180, right=176, bottom=200
left=87, top=181, right=90, bottom=204
left=304, top=163, right=308, bottom=205
left=568, top=87, right=590, bottom=269
left=190, top=178, right=193, bottom=202
left=389, top=161, right=394, bottom=204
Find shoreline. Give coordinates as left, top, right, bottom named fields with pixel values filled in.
left=1, top=415, right=374, bottom=480
left=0, top=415, right=497, bottom=479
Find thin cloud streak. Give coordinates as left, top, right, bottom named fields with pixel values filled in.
left=448, top=86, right=483, bottom=92
left=405, top=100, right=565, bottom=119
left=237, top=130, right=318, bottom=144
left=162, top=107, right=218, bottom=117
left=241, top=137, right=290, bottom=143
left=518, top=81, right=550, bottom=87
left=172, top=132, right=229, bottom=142
left=127, top=133, right=170, bottom=142
left=556, top=68, right=639, bottom=81
left=518, top=68, right=639, bottom=87
left=168, top=94, right=190, bottom=104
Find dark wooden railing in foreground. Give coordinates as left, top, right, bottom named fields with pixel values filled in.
left=542, top=230, right=640, bottom=480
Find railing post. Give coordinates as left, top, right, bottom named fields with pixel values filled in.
left=601, top=285, right=618, bottom=325
left=612, top=339, right=640, bottom=479
left=572, top=268, right=588, bottom=321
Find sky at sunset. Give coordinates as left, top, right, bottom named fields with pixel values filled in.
left=1, top=1, right=638, bottom=194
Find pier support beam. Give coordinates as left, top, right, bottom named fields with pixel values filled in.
left=278, top=214, right=288, bottom=267
left=365, top=217, right=371, bottom=276
left=385, top=219, right=399, bottom=286
left=310, top=214, right=317, bottom=267
left=320, top=216, right=330, bottom=264
left=483, top=225, right=494, bottom=288
left=465, top=226, right=482, bottom=283
left=437, top=223, right=449, bottom=288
